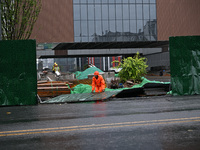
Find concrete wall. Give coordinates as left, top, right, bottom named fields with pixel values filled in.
left=145, top=52, right=170, bottom=71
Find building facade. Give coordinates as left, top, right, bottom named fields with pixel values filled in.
left=31, top=0, right=200, bottom=72
left=73, top=0, right=157, bottom=42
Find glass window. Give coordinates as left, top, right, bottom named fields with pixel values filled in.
left=138, top=33, right=144, bottom=41
left=74, top=21, right=81, bottom=36
left=74, top=5, right=80, bottom=20
left=96, top=21, right=102, bottom=35
left=73, top=0, right=157, bottom=42
left=116, top=5, right=122, bottom=20
left=143, top=0, right=149, bottom=3
left=80, top=0, right=87, bottom=4
left=150, top=20, right=157, bottom=35
left=116, top=20, right=122, bottom=32
left=108, top=36, right=115, bottom=42
left=95, top=0, right=101, bottom=3
left=102, top=21, right=109, bottom=34
left=136, top=0, right=142, bottom=3
left=101, top=36, right=108, bottom=42
left=123, top=35, right=131, bottom=42
left=88, top=21, right=95, bottom=36
left=74, top=0, right=80, bottom=4
left=123, top=20, right=130, bottom=32
left=88, top=0, right=94, bottom=3
left=88, top=5, right=95, bottom=20
left=102, top=0, right=108, bottom=4
left=144, top=20, right=150, bottom=35
left=144, top=36, right=150, bottom=41
left=109, top=20, right=116, bottom=33
left=150, top=0, right=156, bottom=3
left=116, top=0, right=122, bottom=3
left=116, top=36, right=123, bottom=42
left=89, top=37, right=94, bottom=42
left=123, top=5, right=129, bottom=20
left=129, top=0, right=136, bottom=3
left=81, top=21, right=88, bottom=36
left=130, top=4, right=136, bottom=19
left=123, top=0, right=129, bottom=3
left=150, top=4, right=156, bottom=20
left=75, top=37, right=81, bottom=42
left=137, top=20, right=143, bottom=33
left=108, top=0, right=115, bottom=3
left=130, top=20, right=137, bottom=33
left=102, top=5, right=108, bottom=20
left=82, top=37, right=88, bottom=42
left=81, top=5, right=87, bottom=20
left=151, top=35, right=156, bottom=41
left=95, top=4, right=101, bottom=20
left=143, top=4, right=150, bottom=19
left=136, top=4, right=142, bottom=19
left=109, top=5, right=115, bottom=20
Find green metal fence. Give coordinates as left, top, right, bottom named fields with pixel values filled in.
left=0, top=40, right=37, bottom=106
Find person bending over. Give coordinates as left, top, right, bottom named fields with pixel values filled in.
left=92, top=71, right=105, bottom=93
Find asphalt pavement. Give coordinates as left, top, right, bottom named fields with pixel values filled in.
left=1, top=95, right=200, bottom=150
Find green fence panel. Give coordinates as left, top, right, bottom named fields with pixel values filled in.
left=170, top=36, right=200, bottom=96
left=0, top=40, right=37, bottom=106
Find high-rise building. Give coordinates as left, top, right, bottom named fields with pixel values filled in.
left=32, top=0, right=200, bottom=72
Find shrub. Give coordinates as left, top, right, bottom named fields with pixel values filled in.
left=113, top=52, right=148, bottom=83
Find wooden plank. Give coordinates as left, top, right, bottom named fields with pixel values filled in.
left=37, top=86, right=69, bottom=91
left=37, top=80, right=48, bottom=84
left=37, top=83, right=68, bottom=87
left=38, top=91, right=71, bottom=97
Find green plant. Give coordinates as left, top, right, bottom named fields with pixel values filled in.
left=113, top=52, right=148, bottom=83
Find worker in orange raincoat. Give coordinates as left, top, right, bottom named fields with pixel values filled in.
left=92, top=71, right=105, bottom=93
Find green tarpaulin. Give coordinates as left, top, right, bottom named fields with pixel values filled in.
left=43, top=77, right=170, bottom=103
left=76, top=67, right=103, bottom=80
left=43, top=91, right=122, bottom=103
left=70, top=77, right=170, bottom=94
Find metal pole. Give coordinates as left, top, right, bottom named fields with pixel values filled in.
left=0, top=0, right=2, bottom=40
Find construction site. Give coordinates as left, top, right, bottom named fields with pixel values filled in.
left=1, top=35, right=200, bottom=106
left=37, top=62, right=171, bottom=103
left=35, top=40, right=171, bottom=104
left=1, top=0, right=200, bottom=106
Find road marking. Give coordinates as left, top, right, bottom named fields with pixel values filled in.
left=1, top=117, right=200, bottom=137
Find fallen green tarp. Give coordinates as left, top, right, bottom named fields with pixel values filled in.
left=74, top=71, right=82, bottom=78
left=70, top=77, right=170, bottom=94
left=43, top=91, right=122, bottom=103
left=115, top=74, right=119, bottom=77
left=43, top=77, right=170, bottom=104
left=71, top=84, right=92, bottom=94
left=76, top=67, right=104, bottom=80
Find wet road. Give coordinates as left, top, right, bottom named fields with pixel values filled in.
left=1, top=95, right=200, bottom=150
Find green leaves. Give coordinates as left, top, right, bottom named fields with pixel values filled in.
left=114, top=52, right=148, bottom=83
left=1, top=0, right=42, bottom=40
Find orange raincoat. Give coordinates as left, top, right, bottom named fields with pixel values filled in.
left=92, top=72, right=105, bottom=92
